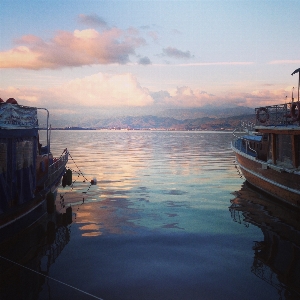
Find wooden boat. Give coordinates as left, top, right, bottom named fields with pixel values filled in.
left=232, top=69, right=300, bottom=208
left=0, top=99, right=69, bottom=242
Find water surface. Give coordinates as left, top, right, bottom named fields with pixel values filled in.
left=1, top=131, right=299, bottom=300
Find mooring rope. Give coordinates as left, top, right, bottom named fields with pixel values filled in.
left=58, top=150, right=94, bottom=203
left=0, top=255, right=104, bottom=300
left=57, top=150, right=96, bottom=219
left=68, top=152, right=89, bottom=182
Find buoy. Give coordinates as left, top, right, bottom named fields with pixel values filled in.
left=46, top=192, right=55, bottom=214
left=91, top=177, right=97, bottom=185
left=65, top=169, right=72, bottom=186
left=6, top=98, right=18, bottom=104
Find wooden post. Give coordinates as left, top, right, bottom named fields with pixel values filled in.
left=271, top=133, right=277, bottom=165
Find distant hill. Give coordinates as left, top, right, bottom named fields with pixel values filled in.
left=92, top=115, right=184, bottom=129
left=182, top=114, right=255, bottom=131
left=50, top=106, right=256, bottom=130
left=157, top=106, right=253, bottom=120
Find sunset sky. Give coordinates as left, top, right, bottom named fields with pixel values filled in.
left=0, top=0, right=299, bottom=118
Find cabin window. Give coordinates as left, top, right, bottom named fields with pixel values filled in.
left=276, top=134, right=293, bottom=168
left=0, top=142, right=7, bottom=174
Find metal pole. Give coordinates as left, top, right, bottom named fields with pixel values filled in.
left=298, top=72, right=300, bottom=102
left=291, top=68, right=300, bottom=102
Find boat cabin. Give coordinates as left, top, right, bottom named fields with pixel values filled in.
left=247, top=102, right=300, bottom=169
left=254, top=128, right=300, bottom=169
left=0, top=102, right=51, bottom=214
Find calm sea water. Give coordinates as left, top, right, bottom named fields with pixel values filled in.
left=1, top=131, right=300, bottom=300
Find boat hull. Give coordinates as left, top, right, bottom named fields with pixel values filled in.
left=232, top=145, right=300, bottom=208
left=0, top=188, right=58, bottom=243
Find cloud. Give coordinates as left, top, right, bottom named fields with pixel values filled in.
left=269, top=60, right=300, bottom=65
left=175, top=61, right=254, bottom=67
left=77, top=14, right=108, bottom=28
left=165, top=87, right=215, bottom=107
left=162, top=47, right=192, bottom=59
left=240, top=89, right=289, bottom=107
left=149, top=86, right=290, bottom=108
left=0, top=72, right=154, bottom=108
left=0, top=73, right=291, bottom=112
left=150, top=90, right=170, bottom=104
left=147, top=31, right=159, bottom=42
left=138, top=56, right=151, bottom=65
left=54, top=73, right=154, bottom=107
left=0, top=86, right=41, bottom=103
left=0, top=28, right=146, bottom=69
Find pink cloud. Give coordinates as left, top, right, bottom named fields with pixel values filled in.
left=0, top=72, right=154, bottom=108
left=269, top=60, right=300, bottom=65
left=163, top=86, right=215, bottom=107
left=160, top=86, right=289, bottom=108
left=0, top=74, right=291, bottom=110
left=52, top=73, right=154, bottom=107
left=0, top=86, right=43, bottom=103
left=0, top=28, right=146, bottom=70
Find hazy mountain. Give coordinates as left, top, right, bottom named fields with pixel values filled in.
left=157, top=106, right=253, bottom=120
left=49, top=106, right=256, bottom=130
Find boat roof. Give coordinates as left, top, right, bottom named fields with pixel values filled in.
left=0, top=103, right=38, bottom=129
left=243, top=135, right=262, bottom=141
left=255, top=125, right=300, bottom=130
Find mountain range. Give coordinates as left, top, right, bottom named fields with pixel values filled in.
left=50, top=106, right=256, bottom=130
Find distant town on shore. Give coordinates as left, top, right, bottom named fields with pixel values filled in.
left=49, top=105, right=256, bottom=131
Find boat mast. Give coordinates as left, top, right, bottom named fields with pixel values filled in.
left=291, top=68, right=300, bottom=102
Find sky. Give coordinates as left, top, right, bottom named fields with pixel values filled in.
left=0, top=0, right=300, bottom=119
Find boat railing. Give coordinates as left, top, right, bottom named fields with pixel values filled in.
left=255, top=102, right=299, bottom=126
left=44, top=149, right=69, bottom=190
left=240, top=121, right=255, bottom=133
left=232, top=127, right=257, bottom=157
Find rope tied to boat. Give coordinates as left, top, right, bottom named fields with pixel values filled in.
left=58, top=151, right=97, bottom=218
left=0, top=255, right=104, bottom=300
